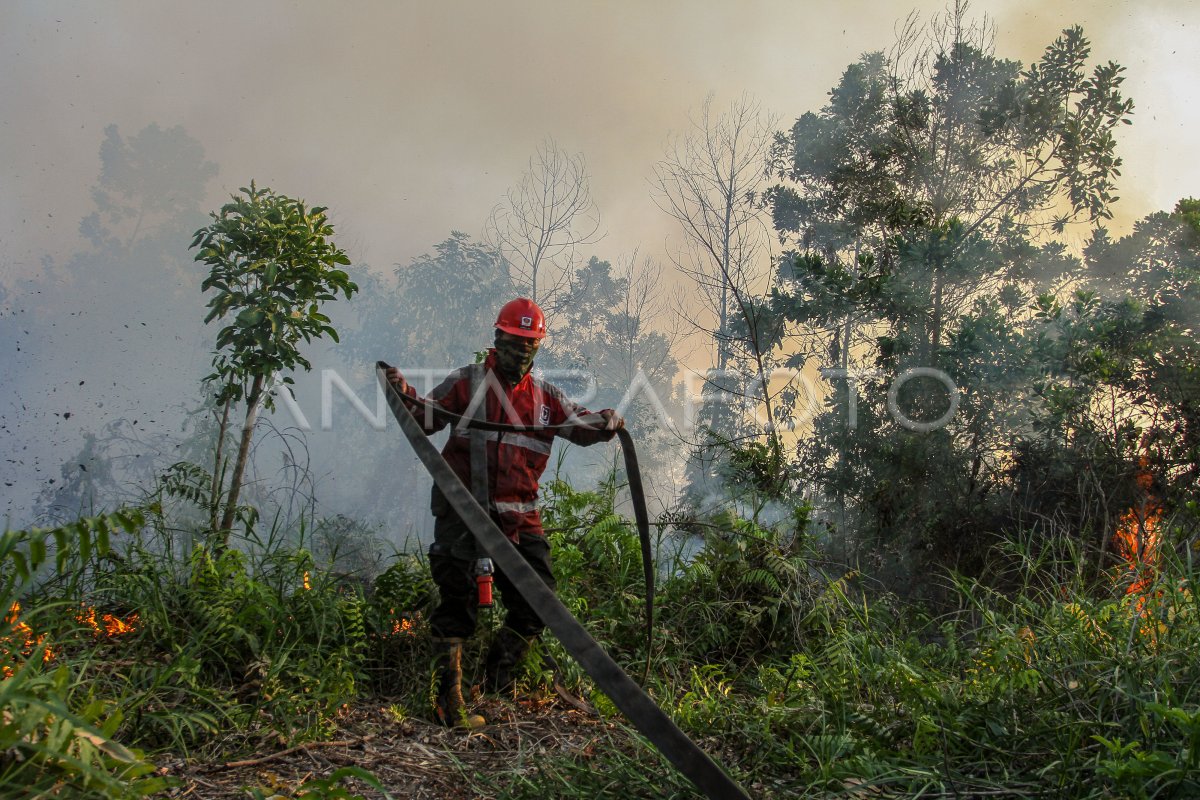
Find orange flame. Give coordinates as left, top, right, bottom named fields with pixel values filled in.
left=3, top=602, right=139, bottom=679
left=383, top=608, right=418, bottom=638
left=1112, top=457, right=1163, bottom=614
left=76, top=605, right=140, bottom=637
left=2, top=602, right=53, bottom=678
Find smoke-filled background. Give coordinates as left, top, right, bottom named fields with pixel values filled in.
left=2, top=0, right=1198, bottom=553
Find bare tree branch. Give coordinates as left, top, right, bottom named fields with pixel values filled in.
left=485, top=138, right=602, bottom=311
left=653, top=93, right=781, bottom=441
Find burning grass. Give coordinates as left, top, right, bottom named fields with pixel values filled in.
left=1112, top=463, right=1165, bottom=605
left=76, top=604, right=141, bottom=637
left=2, top=601, right=141, bottom=678
left=1107, top=459, right=1195, bottom=647
left=2, top=602, right=54, bottom=676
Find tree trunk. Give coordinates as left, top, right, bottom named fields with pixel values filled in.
left=209, top=395, right=232, bottom=533
left=931, top=266, right=944, bottom=356
left=218, top=373, right=265, bottom=541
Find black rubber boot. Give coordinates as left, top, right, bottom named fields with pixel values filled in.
left=485, top=627, right=533, bottom=695
left=433, top=639, right=485, bottom=729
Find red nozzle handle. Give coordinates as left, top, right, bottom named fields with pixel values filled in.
left=476, top=574, right=494, bottom=607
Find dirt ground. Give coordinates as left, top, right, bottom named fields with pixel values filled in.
left=154, top=696, right=615, bottom=799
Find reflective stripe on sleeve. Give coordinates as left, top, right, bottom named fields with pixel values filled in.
left=451, top=429, right=553, bottom=456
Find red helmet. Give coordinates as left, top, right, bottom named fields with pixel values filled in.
left=494, top=297, right=546, bottom=339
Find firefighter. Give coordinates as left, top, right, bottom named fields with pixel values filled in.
left=385, top=297, right=623, bottom=728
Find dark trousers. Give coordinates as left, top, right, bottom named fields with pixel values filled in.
left=427, top=512, right=556, bottom=640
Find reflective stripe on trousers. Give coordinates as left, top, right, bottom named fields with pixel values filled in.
left=494, top=499, right=538, bottom=515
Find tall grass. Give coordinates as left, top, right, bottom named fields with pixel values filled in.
left=0, top=500, right=433, bottom=795
left=4, top=476, right=1197, bottom=798
left=494, top=481, right=1200, bottom=799
left=1, top=511, right=169, bottom=798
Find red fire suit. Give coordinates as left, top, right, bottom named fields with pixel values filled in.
left=398, top=350, right=616, bottom=639
left=402, top=349, right=616, bottom=541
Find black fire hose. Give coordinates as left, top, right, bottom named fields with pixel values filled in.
left=376, top=362, right=751, bottom=800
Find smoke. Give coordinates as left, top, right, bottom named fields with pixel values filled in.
left=3, top=0, right=1198, bottom=543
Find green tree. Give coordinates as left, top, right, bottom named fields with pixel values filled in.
left=1073, top=199, right=1200, bottom=512
left=81, top=124, right=218, bottom=253
left=540, top=254, right=683, bottom=484
left=191, top=183, right=357, bottom=542
left=763, top=13, right=1133, bottom=566
left=998, top=197, right=1200, bottom=578
left=545, top=255, right=679, bottom=394
left=345, top=232, right=512, bottom=371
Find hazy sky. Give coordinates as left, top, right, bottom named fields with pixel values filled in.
left=2, top=1, right=1199, bottom=528
left=3, top=0, right=1198, bottom=276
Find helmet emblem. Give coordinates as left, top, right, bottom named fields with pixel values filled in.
left=520, top=316, right=532, bottom=328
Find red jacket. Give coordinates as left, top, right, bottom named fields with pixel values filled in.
left=402, top=350, right=616, bottom=540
